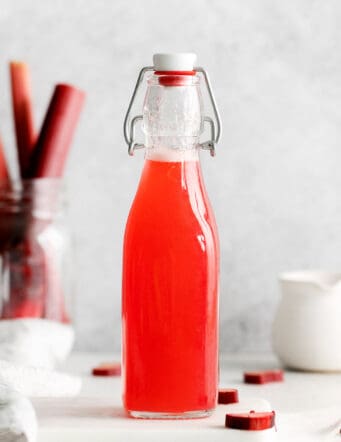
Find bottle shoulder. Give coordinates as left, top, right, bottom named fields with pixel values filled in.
left=124, top=169, right=218, bottom=245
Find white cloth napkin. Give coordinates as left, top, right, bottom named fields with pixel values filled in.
left=0, top=384, right=37, bottom=442
left=0, top=357, right=81, bottom=441
left=0, top=359, right=81, bottom=398
left=0, top=319, right=80, bottom=441
left=0, top=319, right=74, bottom=369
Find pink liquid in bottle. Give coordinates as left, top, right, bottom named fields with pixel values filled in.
left=123, top=158, right=219, bottom=416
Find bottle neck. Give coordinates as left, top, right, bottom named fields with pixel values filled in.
left=145, top=133, right=200, bottom=162
left=143, top=72, right=203, bottom=162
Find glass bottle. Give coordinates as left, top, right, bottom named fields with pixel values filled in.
left=122, top=53, right=221, bottom=419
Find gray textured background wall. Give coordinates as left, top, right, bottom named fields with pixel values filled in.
left=1, top=0, right=340, bottom=352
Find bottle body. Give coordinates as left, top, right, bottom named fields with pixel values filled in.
left=122, top=149, right=219, bottom=417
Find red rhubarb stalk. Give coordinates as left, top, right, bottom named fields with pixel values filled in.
left=29, top=84, right=85, bottom=178
left=0, top=134, right=9, bottom=185
left=29, top=83, right=85, bottom=322
left=9, top=61, right=35, bottom=178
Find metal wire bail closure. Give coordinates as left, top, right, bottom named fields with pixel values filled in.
left=123, top=66, right=222, bottom=156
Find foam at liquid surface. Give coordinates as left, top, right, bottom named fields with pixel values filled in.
left=145, top=146, right=199, bottom=162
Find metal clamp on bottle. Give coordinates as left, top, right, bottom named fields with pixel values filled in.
left=123, top=54, right=222, bottom=156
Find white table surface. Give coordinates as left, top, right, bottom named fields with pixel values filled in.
left=33, top=353, right=341, bottom=441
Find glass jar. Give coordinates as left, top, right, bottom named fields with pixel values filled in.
left=0, top=179, right=73, bottom=322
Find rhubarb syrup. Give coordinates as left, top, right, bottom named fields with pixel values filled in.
left=122, top=156, right=219, bottom=416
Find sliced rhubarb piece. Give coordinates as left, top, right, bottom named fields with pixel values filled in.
left=244, top=371, right=268, bottom=384
left=218, top=388, right=239, bottom=404
left=268, top=370, right=284, bottom=382
left=244, top=370, right=284, bottom=384
left=225, top=410, right=276, bottom=431
left=92, top=362, right=121, bottom=377
left=9, top=61, right=36, bottom=178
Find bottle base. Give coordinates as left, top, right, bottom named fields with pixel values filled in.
left=128, top=408, right=214, bottom=419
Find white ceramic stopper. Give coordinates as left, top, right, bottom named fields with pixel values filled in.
left=153, top=53, right=197, bottom=71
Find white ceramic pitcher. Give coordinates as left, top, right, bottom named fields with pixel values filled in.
left=272, top=271, right=341, bottom=372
